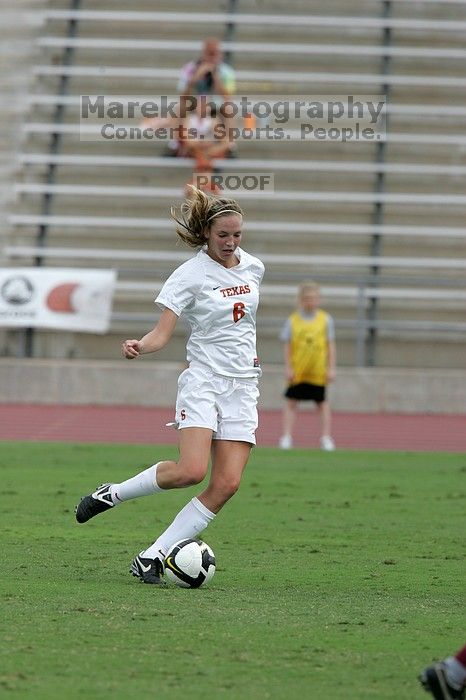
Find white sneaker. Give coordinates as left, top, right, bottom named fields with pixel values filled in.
left=279, top=434, right=293, bottom=449
left=320, top=436, right=335, bottom=451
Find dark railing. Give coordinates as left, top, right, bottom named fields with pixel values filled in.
left=23, top=0, right=81, bottom=357
left=223, top=0, right=239, bottom=65
left=365, top=0, right=392, bottom=366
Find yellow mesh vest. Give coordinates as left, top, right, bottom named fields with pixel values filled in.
left=289, top=309, right=328, bottom=386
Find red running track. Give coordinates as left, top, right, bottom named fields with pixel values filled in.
left=0, top=404, right=465, bottom=452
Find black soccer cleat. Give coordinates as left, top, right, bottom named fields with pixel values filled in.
left=419, top=664, right=465, bottom=700
left=75, top=483, right=115, bottom=523
left=130, top=553, right=166, bottom=585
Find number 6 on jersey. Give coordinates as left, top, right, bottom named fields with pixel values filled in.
left=233, top=301, right=245, bottom=323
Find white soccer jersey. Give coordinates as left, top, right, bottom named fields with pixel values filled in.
left=155, top=247, right=265, bottom=378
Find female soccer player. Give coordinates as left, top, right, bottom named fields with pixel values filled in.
left=75, top=186, right=265, bottom=585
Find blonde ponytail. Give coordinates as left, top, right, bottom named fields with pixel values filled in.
left=170, top=186, right=243, bottom=248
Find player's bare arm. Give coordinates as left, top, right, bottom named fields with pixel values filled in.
left=122, top=308, right=178, bottom=359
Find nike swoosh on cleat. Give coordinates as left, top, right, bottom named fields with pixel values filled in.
left=139, top=562, right=152, bottom=573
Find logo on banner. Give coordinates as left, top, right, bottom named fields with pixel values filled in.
left=0, top=268, right=116, bottom=333
left=1, top=276, right=35, bottom=305
left=46, top=283, right=81, bottom=313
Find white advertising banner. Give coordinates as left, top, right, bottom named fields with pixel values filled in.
left=0, top=268, right=116, bottom=333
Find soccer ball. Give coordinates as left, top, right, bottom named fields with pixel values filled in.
left=164, top=538, right=216, bottom=588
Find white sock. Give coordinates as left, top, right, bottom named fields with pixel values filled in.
left=141, top=497, right=215, bottom=560
left=444, top=657, right=466, bottom=689
left=110, top=463, right=164, bottom=503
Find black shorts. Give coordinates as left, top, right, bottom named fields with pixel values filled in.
left=284, top=382, right=326, bottom=403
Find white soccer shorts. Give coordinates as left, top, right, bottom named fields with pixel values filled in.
left=175, top=363, right=260, bottom=444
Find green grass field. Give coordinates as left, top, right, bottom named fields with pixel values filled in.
left=0, top=442, right=464, bottom=700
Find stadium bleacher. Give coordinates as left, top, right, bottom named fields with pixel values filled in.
left=5, top=0, right=466, bottom=369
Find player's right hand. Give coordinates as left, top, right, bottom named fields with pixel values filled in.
left=122, top=339, right=141, bottom=359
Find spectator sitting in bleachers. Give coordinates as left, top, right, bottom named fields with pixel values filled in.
left=165, top=38, right=237, bottom=159
left=142, top=38, right=236, bottom=176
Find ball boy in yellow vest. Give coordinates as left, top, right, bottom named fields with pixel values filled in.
left=279, top=281, right=336, bottom=450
